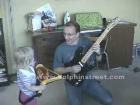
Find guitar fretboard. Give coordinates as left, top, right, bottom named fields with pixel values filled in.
left=79, top=17, right=119, bottom=65
left=80, top=29, right=109, bottom=64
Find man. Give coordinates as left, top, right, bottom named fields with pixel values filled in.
left=53, top=21, right=112, bottom=105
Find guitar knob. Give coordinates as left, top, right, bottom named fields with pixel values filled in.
left=69, top=78, right=72, bottom=80
left=75, top=82, right=79, bottom=85
left=78, top=79, right=82, bottom=81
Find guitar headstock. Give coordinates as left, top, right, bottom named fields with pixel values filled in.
left=106, top=17, right=120, bottom=31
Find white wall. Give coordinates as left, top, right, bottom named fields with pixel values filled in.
left=11, top=0, right=140, bottom=47
left=1, top=0, right=140, bottom=74
left=0, top=8, right=1, bottom=18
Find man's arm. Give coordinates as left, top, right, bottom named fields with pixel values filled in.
left=54, top=67, right=72, bottom=75
left=54, top=65, right=81, bottom=75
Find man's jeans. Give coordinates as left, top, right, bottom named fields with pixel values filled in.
left=65, top=74, right=112, bottom=105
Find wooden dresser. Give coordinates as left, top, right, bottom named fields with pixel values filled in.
left=32, top=31, right=64, bottom=69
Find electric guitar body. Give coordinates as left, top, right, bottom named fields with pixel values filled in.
left=64, top=47, right=92, bottom=86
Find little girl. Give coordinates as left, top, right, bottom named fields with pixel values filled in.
left=14, top=46, right=46, bottom=105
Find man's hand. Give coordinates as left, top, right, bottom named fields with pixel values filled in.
left=71, top=65, right=81, bottom=73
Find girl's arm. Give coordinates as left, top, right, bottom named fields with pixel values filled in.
left=19, top=70, right=46, bottom=92
left=26, top=84, right=46, bottom=92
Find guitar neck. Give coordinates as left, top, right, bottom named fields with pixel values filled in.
left=80, top=27, right=110, bottom=64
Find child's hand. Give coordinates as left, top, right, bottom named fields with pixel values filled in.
left=38, top=73, right=43, bottom=80
left=37, top=84, right=46, bottom=95
left=39, top=84, right=46, bottom=91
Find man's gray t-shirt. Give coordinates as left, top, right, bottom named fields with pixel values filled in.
left=53, top=37, right=96, bottom=69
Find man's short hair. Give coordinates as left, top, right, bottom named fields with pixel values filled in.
left=64, top=21, right=80, bottom=33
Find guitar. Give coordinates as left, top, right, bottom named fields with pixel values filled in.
left=36, top=64, right=62, bottom=85
left=64, top=17, right=120, bottom=86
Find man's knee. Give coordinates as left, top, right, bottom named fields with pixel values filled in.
left=103, top=96, right=112, bottom=105
left=69, top=100, right=81, bottom=105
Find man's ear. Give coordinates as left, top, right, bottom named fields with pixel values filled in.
left=76, top=32, right=80, bottom=37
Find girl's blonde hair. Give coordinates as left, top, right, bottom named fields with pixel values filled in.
left=14, top=46, right=34, bottom=69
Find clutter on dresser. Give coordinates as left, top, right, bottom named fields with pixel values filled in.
left=26, top=3, right=57, bottom=32
left=25, top=12, right=42, bottom=32
left=63, top=11, right=71, bottom=25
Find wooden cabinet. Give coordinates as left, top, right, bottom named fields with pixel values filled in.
left=32, top=22, right=136, bottom=69
left=32, top=31, right=64, bottom=69
left=106, top=23, right=136, bottom=68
